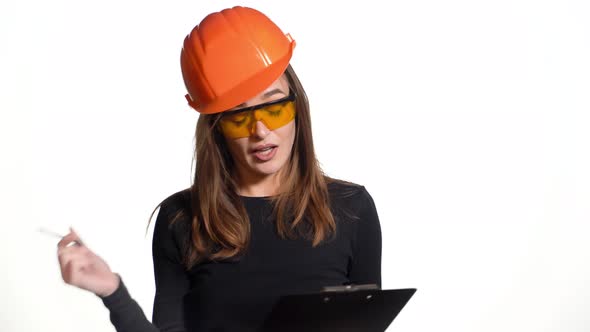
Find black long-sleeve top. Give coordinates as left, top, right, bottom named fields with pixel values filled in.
left=100, top=181, right=382, bottom=332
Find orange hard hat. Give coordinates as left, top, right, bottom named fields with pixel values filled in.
left=180, top=6, right=296, bottom=114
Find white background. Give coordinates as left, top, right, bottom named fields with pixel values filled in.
left=1, top=0, right=589, bottom=331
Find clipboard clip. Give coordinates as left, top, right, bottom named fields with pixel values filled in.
left=321, top=283, right=380, bottom=293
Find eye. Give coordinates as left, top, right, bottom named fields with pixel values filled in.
left=231, top=117, right=248, bottom=126
left=224, top=112, right=249, bottom=126
left=265, top=106, right=284, bottom=117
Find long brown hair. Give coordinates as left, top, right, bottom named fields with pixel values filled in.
left=165, top=64, right=336, bottom=269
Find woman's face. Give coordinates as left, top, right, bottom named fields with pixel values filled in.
left=222, top=75, right=296, bottom=185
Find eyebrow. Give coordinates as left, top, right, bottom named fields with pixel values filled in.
left=234, top=88, right=287, bottom=108
left=263, top=88, right=286, bottom=99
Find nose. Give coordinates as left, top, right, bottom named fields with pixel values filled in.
left=251, top=120, right=270, bottom=139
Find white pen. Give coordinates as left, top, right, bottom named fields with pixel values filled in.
left=38, top=227, right=65, bottom=239
left=38, top=227, right=84, bottom=246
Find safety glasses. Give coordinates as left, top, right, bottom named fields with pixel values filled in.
left=218, top=93, right=296, bottom=139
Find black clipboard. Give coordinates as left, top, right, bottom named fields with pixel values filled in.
left=260, top=285, right=416, bottom=332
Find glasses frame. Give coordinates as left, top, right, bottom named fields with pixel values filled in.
left=219, top=91, right=297, bottom=120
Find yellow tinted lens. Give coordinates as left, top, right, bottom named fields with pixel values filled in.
left=255, top=101, right=296, bottom=130
left=219, top=112, right=253, bottom=139
left=219, top=99, right=296, bottom=139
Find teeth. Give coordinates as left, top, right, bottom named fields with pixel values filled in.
left=259, top=147, right=272, bottom=152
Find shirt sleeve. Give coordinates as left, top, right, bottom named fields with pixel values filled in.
left=150, top=193, right=191, bottom=332
left=100, top=276, right=160, bottom=332
left=348, top=186, right=383, bottom=288
left=99, top=192, right=190, bottom=332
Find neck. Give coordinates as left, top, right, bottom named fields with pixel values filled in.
left=235, top=169, right=284, bottom=197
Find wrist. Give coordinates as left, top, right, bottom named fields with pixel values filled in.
left=97, top=273, right=121, bottom=298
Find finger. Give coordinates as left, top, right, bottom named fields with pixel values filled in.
left=58, top=248, right=86, bottom=272
left=62, top=256, right=91, bottom=284
left=57, top=241, right=89, bottom=257
left=57, top=242, right=83, bottom=258
left=57, top=231, right=83, bottom=249
left=58, top=252, right=89, bottom=281
left=57, top=246, right=89, bottom=265
left=69, top=227, right=86, bottom=246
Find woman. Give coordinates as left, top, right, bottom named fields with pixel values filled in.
left=57, top=6, right=382, bottom=332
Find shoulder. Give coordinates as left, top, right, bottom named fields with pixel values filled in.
left=158, top=187, right=192, bottom=219
left=327, top=178, right=372, bottom=201
left=326, top=178, right=375, bottom=218
left=153, top=188, right=192, bottom=248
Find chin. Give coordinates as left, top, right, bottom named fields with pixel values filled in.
left=246, top=155, right=289, bottom=177
left=250, top=162, right=285, bottom=176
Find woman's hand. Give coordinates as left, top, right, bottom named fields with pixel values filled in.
left=57, top=228, right=120, bottom=297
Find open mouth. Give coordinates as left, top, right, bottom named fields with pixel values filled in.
left=252, top=145, right=278, bottom=161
